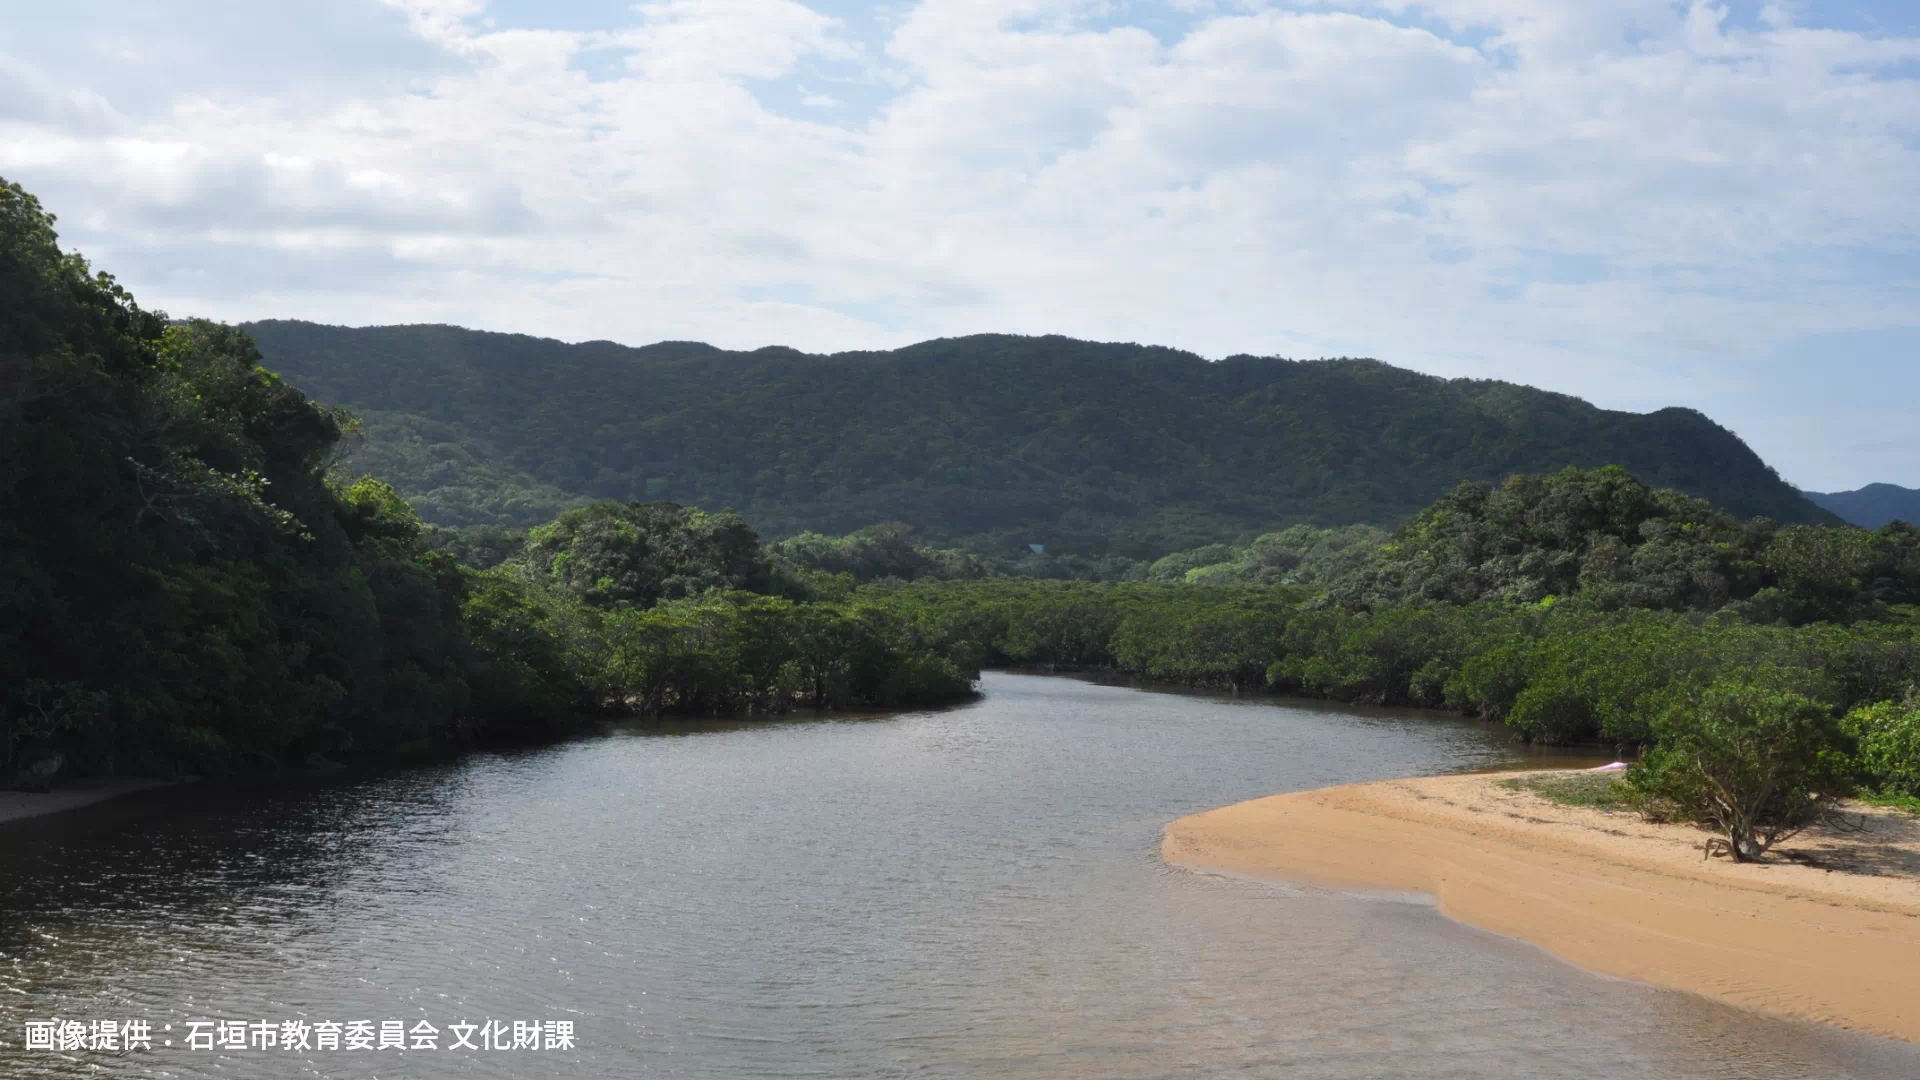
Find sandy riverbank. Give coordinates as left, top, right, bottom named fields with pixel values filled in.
left=0, top=779, right=175, bottom=827
left=1163, top=771, right=1920, bottom=1043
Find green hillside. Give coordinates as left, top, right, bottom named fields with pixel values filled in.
left=245, top=321, right=1838, bottom=556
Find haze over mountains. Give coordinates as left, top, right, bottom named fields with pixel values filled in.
left=248, top=320, right=1841, bottom=556
left=1805, top=485, right=1920, bottom=530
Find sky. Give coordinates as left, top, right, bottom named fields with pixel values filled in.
left=1, top=0, right=1916, bottom=492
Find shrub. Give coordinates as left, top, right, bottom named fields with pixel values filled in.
left=1628, top=680, right=1854, bottom=861
left=1842, top=690, right=1920, bottom=799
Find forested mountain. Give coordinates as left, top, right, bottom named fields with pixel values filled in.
left=1806, top=484, right=1920, bottom=529
left=245, top=321, right=1837, bottom=556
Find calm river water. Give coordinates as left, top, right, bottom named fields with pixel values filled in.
left=2, top=672, right=1917, bottom=1078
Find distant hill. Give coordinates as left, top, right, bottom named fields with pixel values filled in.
left=244, top=321, right=1839, bottom=556
left=1805, top=484, right=1920, bottom=529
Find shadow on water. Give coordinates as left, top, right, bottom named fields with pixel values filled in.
left=0, top=768, right=460, bottom=949
left=0, top=701, right=954, bottom=947
left=603, top=697, right=969, bottom=740
left=1042, top=666, right=1624, bottom=771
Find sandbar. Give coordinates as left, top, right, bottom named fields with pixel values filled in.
left=1162, top=771, right=1920, bottom=1042
left=0, top=779, right=175, bottom=827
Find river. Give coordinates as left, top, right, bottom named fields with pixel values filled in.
left=3, top=671, right=1917, bottom=1078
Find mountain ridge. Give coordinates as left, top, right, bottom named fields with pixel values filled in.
left=1805, top=483, right=1920, bottom=529
left=243, top=319, right=1840, bottom=555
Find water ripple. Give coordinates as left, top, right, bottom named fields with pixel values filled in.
left=0, top=672, right=1915, bottom=1078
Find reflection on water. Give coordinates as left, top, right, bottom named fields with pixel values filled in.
left=1, top=672, right=1916, bottom=1078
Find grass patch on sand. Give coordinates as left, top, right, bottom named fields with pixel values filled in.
left=1497, top=771, right=1634, bottom=811
left=1857, top=790, right=1920, bottom=815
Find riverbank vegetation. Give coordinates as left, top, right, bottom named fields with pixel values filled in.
left=0, top=179, right=976, bottom=785
left=856, top=466, right=1920, bottom=820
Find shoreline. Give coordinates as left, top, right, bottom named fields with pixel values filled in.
left=1162, top=771, right=1920, bottom=1043
left=0, top=779, right=176, bottom=828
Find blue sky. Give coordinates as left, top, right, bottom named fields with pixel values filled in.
left=1, top=0, right=1915, bottom=492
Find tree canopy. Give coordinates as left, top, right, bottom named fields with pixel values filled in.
left=1322, top=467, right=1920, bottom=619
left=0, top=177, right=980, bottom=783
left=1, top=178, right=501, bottom=776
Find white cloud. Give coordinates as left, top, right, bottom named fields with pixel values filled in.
left=614, top=0, right=857, bottom=81
left=0, top=60, right=125, bottom=134
left=1, top=0, right=1916, bottom=488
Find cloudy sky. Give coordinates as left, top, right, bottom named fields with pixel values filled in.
left=3, top=0, right=1915, bottom=491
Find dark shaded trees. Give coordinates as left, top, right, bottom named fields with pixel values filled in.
left=0, top=177, right=560, bottom=777
left=0, top=176, right=978, bottom=782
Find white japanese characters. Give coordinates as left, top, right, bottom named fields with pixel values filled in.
left=24, top=1017, right=576, bottom=1053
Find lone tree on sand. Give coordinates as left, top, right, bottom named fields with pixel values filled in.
left=1630, top=681, right=1856, bottom=862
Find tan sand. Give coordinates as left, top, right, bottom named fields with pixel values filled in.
left=1162, top=771, right=1920, bottom=1043
left=0, top=779, right=174, bottom=827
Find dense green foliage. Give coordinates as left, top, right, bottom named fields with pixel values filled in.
left=1145, top=525, right=1391, bottom=586
left=244, top=320, right=1838, bottom=556
left=1628, top=681, right=1855, bottom=861
left=856, top=467, right=1920, bottom=836
left=524, top=501, right=772, bottom=608
left=1842, top=690, right=1920, bottom=801
left=859, top=580, right=1306, bottom=686
left=1328, top=467, right=1920, bottom=618
left=769, top=522, right=989, bottom=585
left=482, top=502, right=981, bottom=711
left=0, top=178, right=976, bottom=784
left=0, top=178, right=542, bottom=778
left=1446, top=612, right=1920, bottom=744
left=869, top=586, right=1919, bottom=732
left=1806, top=483, right=1920, bottom=530
left=574, top=591, right=976, bottom=713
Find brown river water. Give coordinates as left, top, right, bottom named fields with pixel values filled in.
left=2, top=671, right=1917, bottom=1078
